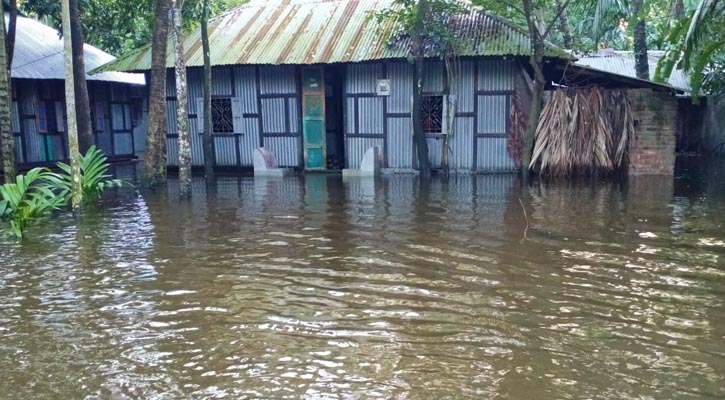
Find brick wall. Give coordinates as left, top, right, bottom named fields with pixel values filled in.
left=627, top=89, right=678, bottom=175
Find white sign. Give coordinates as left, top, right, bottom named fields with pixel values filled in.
left=376, top=79, right=391, bottom=96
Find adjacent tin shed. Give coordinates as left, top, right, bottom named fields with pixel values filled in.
left=4, top=11, right=144, bottom=168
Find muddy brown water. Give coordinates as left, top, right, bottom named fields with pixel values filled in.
left=1, top=161, right=724, bottom=399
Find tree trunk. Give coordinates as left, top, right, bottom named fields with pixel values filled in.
left=521, top=0, right=546, bottom=178
left=556, top=0, right=573, bottom=49
left=201, top=0, right=214, bottom=182
left=144, top=0, right=172, bottom=187
left=631, top=0, right=649, bottom=80
left=69, top=0, right=93, bottom=153
left=411, top=0, right=430, bottom=179
left=441, top=56, right=457, bottom=174
left=62, top=0, right=83, bottom=210
left=172, top=0, right=191, bottom=198
left=0, top=8, right=16, bottom=182
left=7, top=0, right=17, bottom=70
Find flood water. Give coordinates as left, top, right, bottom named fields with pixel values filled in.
left=1, top=160, right=725, bottom=399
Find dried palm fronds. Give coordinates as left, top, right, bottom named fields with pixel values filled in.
left=529, top=87, right=634, bottom=177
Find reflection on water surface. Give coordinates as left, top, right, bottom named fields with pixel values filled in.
left=1, top=162, right=724, bottom=399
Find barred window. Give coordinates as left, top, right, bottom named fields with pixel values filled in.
left=212, top=98, right=234, bottom=133
left=421, top=95, right=444, bottom=134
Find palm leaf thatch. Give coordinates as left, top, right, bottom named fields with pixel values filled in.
left=529, top=87, right=633, bottom=177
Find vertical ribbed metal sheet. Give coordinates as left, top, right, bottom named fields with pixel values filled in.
left=189, top=120, right=204, bottom=166
left=288, top=97, right=299, bottom=134
left=234, top=66, right=258, bottom=113
left=11, top=101, right=20, bottom=133
left=386, top=117, right=413, bottom=169
left=456, top=61, right=475, bottom=113
left=346, top=63, right=382, bottom=94
left=20, top=84, right=43, bottom=162
left=449, top=116, right=474, bottom=170
left=214, top=136, right=237, bottom=166
left=259, top=66, right=297, bottom=94
left=358, top=97, right=384, bottom=134
left=240, top=118, right=260, bottom=165
left=423, top=61, right=444, bottom=93
left=345, top=137, right=383, bottom=168
left=14, top=137, right=24, bottom=163
left=426, top=137, right=443, bottom=168
left=186, top=67, right=203, bottom=115
left=212, top=67, right=233, bottom=96
left=387, top=62, right=412, bottom=113
left=477, top=95, right=508, bottom=134
left=166, top=137, right=179, bottom=166
left=477, top=59, right=514, bottom=91
left=166, top=99, right=178, bottom=134
left=476, top=137, right=516, bottom=172
left=166, top=70, right=176, bottom=97
left=345, top=97, right=356, bottom=133
left=261, top=98, right=286, bottom=133
left=265, top=136, right=299, bottom=167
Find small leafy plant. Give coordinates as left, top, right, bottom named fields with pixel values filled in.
left=0, top=168, right=68, bottom=238
left=49, top=146, right=126, bottom=203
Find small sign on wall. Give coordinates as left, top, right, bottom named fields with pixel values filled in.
left=376, top=79, right=391, bottom=96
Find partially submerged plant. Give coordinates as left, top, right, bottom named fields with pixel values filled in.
left=48, top=145, right=125, bottom=203
left=0, top=147, right=127, bottom=239
left=0, top=168, right=68, bottom=238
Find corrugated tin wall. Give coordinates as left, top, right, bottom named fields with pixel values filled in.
left=344, top=59, right=516, bottom=172
left=475, top=59, right=516, bottom=172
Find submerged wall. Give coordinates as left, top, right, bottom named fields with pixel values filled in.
left=628, top=89, right=678, bottom=175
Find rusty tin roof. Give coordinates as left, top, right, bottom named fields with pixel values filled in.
left=95, top=0, right=571, bottom=73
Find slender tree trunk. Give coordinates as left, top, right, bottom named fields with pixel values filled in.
left=0, top=8, right=16, bottom=182
left=7, top=0, right=17, bottom=70
left=522, top=0, right=546, bottom=178
left=172, top=0, right=191, bottom=198
left=201, top=0, right=214, bottom=182
left=144, top=0, right=172, bottom=187
left=62, top=0, right=83, bottom=210
left=69, top=0, right=94, bottom=153
left=411, top=0, right=430, bottom=179
left=556, top=0, right=573, bottom=49
left=631, top=0, right=649, bottom=80
left=441, top=56, right=457, bottom=174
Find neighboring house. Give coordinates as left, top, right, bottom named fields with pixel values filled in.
left=95, top=0, right=572, bottom=173
left=5, top=10, right=145, bottom=168
left=575, top=49, right=691, bottom=93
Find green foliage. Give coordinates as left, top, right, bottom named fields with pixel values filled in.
left=0, top=147, right=126, bottom=238
left=20, top=0, right=248, bottom=56
left=0, top=168, right=67, bottom=238
left=373, top=0, right=466, bottom=58
left=48, top=146, right=125, bottom=203
left=655, top=0, right=725, bottom=97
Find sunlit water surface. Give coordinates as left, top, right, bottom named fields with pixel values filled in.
left=1, top=159, right=724, bottom=399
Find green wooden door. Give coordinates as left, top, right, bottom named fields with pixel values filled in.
left=302, top=67, right=326, bottom=170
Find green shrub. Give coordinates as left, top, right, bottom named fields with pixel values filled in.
left=0, top=168, right=68, bottom=238
left=49, top=146, right=126, bottom=203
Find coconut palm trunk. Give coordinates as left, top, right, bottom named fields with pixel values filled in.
left=144, top=0, right=172, bottom=186
left=62, top=0, right=83, bottom=210
left=522, top=0, right=547, bottom=177
left=201, top=0, right=214, bottom=181
left=0, top=5, right=16, bottom=183
left=631, top=0, right=649, bottom=80
left=556, top=0, right=573, bottom=49
left=411, top=0, right=431, bottom=179
left=172, top=0, right=191, bottom=197
left=69, top=0, right=94, bottom=152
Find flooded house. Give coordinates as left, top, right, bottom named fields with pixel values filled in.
left=96, top=0, right=573, bottom=173
left=5, top=9, right=144, bottom=168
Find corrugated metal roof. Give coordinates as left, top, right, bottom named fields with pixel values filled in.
left=5, top=12, right=144, bottom=84
left=96, top=0, right=571, bottom=73
left=575, top=50, right=691, bottom=92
